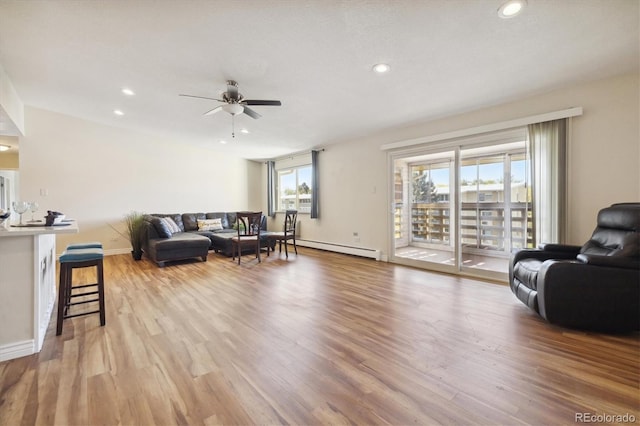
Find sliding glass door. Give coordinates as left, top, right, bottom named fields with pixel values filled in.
left=393, top=150, right=457, bottom=274
left=390, top=134, right=532, bottom=280
left=458, top=144, right=531, bottom=276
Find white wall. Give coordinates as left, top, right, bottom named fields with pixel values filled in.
left=19, top=107, right=254, bottom=254
left=246, top=159, right=264, bottom=212
left=0, top=63, right=24, bottom=135
left=265, top=72, right=639, bottom=258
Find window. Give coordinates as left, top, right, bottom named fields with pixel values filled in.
left=277, top=165, right=312, bottom=213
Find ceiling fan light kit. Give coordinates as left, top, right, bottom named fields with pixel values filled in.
left=222, top=103, right=244, bottom=115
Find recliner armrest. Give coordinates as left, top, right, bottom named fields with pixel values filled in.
left=511, top=248, right=578, bottom=265
left=577, top=254, right=640, bottom=270
left=509, top=248, right=578, bottom=282
left=538, top=243, right=582, bottom=254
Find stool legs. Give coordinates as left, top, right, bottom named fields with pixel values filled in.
left=97, top=260, right=105, bottom=327
left=56, top=264, right=69, bottom=336
left=56, top=258, right=106, bottom=336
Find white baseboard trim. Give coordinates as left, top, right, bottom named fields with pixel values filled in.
left=64, top=245, right=390, bottom=261
left=297, top=239, right=382, bottom=261
left=0, top=340, right=34, bottom=362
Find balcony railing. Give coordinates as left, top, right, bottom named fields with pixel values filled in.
left=410, top=204, right=451, bottom=244
left=406, top=202, right=533, bottom=252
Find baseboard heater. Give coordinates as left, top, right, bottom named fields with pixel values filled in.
left=296, top=239, right=382, bottom=261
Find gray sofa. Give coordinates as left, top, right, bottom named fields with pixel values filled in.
left=141, top=212, right=270, bottom=267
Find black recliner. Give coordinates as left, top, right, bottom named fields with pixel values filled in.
left=509, top=203, right=640, bottom=331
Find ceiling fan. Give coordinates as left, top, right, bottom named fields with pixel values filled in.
left=179, top=80, right=281, bottom=120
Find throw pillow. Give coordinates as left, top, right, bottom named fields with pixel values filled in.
left=197, top=218, right=223, bottom=231
left=162, top=217, right=182, bottom=234
left=150, top=216, right=172, bottom=238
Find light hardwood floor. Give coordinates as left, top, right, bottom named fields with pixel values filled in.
left=1, top=247, right=638, bottom=425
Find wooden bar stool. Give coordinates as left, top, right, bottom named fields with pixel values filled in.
left=56, top=247, right=106, bottom=335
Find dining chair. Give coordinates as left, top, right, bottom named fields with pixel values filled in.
left=231, top=211, right=263, bottom=264
left=267, top=209, right=298, bottom=259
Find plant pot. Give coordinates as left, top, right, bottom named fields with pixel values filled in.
left=132, top=250, right=143, bottom=261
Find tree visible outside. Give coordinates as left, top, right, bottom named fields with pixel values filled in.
left=413, top=173, right=438, bottom=203
left=282, top=182, right=311, bottom=196
left=278, top=165, right=313, bottom=212
left=298, top=182, right=310, bottom=194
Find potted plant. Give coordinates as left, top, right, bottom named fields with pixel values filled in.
left=124, top=211, right=145, bottom=260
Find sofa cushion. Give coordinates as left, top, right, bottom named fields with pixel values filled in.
left=226, top=212, right=237, bottom=229
left=209, top=231, right=236, bottom=240
left=206, top=212, right=230, bottom=228
left=162, top=217, right=182, bottom=234
left=198, top=218, right=223, bottom=231
left=149, top=216, right=172, bottom=238
left=150, top=232, right=210, bottom=251
left=151, top=213, right=184, bottom=232
left=182, top=213, right=206, bottom=231
left=146, top=232, right=211, bottom=266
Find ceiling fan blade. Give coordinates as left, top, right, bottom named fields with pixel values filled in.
left=242, top=106, right=262, bottom=119
left=203, top=106, right=223, bottom=116
left=243, top=100, right=282, bottom=106
left=179, top=94, right=224, bottom=102
left=226, top=80, right=239, bottom=100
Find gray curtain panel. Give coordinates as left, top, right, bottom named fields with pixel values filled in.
left=311, top=150, right=319, bottom=219
left=267, top=160, right=276, bottom=218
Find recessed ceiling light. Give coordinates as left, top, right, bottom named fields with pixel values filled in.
left=240, top=128, right=249, bottom=134
left=372, top=63, right=391, bottom=73
left=113, top=109, right=124, bottom=116
left=0, top=144, right=10, bottom=152
left=498, top=0, right=526, bottom=18
left=220, top=140, right=227, bottom=144
left=122, top=88, right=135, bottom=96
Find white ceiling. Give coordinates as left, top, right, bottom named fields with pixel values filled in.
left=0, top=0, right=637, bottom=160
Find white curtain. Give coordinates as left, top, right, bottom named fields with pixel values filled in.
left=527, top=119, right=567, bottom=245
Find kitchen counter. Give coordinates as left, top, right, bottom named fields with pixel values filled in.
left=0, top=220, right=79, bottom=361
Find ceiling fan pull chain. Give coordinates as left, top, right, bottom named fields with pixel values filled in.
left=232, top=114, right=235, bottom=138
